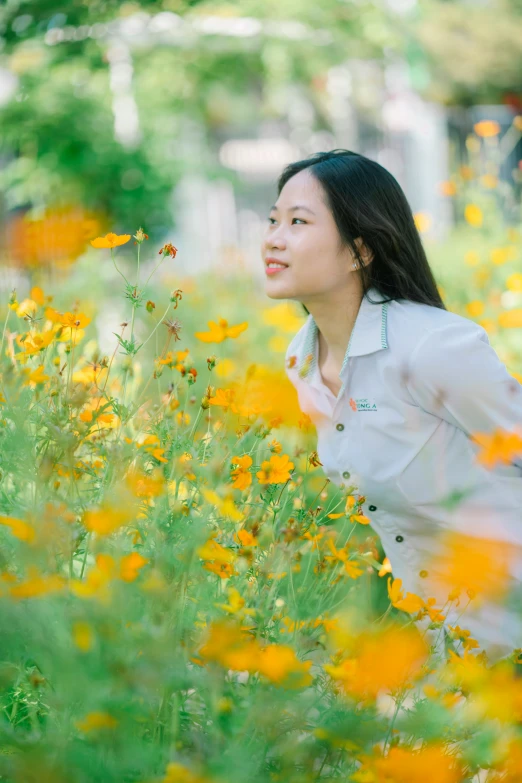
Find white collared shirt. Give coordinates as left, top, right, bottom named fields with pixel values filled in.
left=285, top=286, right=522, bottom=661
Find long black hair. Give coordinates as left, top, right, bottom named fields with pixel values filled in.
left=276, top=149, right=447, bottom=315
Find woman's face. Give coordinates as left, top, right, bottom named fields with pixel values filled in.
left=261, top=169, right=363, bottom=304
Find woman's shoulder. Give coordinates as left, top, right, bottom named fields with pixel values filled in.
left=388, top=297, right=489, bottom=353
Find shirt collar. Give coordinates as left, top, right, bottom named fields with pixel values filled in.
left=295, top=286, right=390, bottom=382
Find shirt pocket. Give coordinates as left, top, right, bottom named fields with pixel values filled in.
left=396, top=419, right=483, bottom=509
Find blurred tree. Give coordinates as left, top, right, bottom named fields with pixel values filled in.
left=0, top=0, right=521, bottom=247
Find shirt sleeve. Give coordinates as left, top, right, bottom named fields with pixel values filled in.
left=405, top=319, right=522, bottom=470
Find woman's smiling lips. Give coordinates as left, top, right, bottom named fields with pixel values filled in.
left=265, top=257, right=289, bottom=275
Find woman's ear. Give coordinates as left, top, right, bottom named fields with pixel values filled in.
left=354, top=237, right=374, bottom=265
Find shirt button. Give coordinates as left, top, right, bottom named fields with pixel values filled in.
left=342, top=471, right=351, bottom=479
left=369, top=505, right=377, bottom=512
left=419, top=570, right=429, bottom=578
left=395, top=535, right=404, bottom=543
left=336, top=423, right=345, bottom=431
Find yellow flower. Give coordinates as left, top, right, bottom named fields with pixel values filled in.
left=506, top=273, right=522, bottom=292
left=161, top=762, right=211, bottom=783
left=464, top=204, right=483, bottom=227
left=18, top=330, right=55, bottom=356
left=22, top=365, right=49, bottom=387
left=15, top=298, right=38, bottom=318
left=90, top=233, right=131, bottom=248
left=465, top=300, right=484, bottom=318
left=480, top=174, right=498, bottom=189
left=73, top=621, right=94, bottom=652
left=413, top=212, right=431, bottom=233
left=464, top=251, right=480, bottom=267
left=490, top=246, right=514, bottom=265
left=350, top=513, right=371, bottom=525
left=194, top=318, right=248, bottom=343
left=75, top=711, right=118, bottom=732
left=499, top=308, right=522, bottom=328
left=215, top=586, right=256, bottom=618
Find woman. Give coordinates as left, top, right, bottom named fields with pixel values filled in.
left=262, top=149, right=522, bottom=664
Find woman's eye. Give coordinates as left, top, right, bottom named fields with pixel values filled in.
left=267, top=217, right=306, bottom=225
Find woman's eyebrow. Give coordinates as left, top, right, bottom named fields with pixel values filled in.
left=269, top=204, right=316, bottom=215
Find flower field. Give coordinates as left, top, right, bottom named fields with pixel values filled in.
left=1, top=196, right=522, bottom=783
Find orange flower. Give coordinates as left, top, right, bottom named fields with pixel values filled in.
left=60, top=312, right=91, bottom=329
left=90, top=233, right=131, bottom=248
left=70, top=554, right=115, bottom=601
left=0, top=514, right=35, bottom=542
left=230, top=454, right=253, bottom=489
left=324, top=624, right=428, bottom=701
left=354, top=743, right=464, bottom=783
left=83, top=505, right=132, bottom=537
left=256, top=644, right=313, bottom=688
left=256, top=453, right=294, bottom=484
left=427, top=531, right=515, bottom=602
left=387, top=577, right=425, bottom=614
left=119, top=552, right=149, bottom=582
left=439, top=180, right=457, bottom=197
left=209, top=388, right=236, bottom=410
left=203, top=561, right=236, bottom=579
left=197, top=537, right=235, bottom=564
left=158, top=242, right=177, bottom=258
left=9, top=568, right=66, bottom=599
left=194, top=318, right=248, bottom=343
left=378, top=556, right=392, bottom=577
left=235, top=528, right=258, bottom=547
left=350, top=512, right=371, bottom=525
left=471, top=426, right=522, bottom=469
left=474, top=119, right=501, bottom=137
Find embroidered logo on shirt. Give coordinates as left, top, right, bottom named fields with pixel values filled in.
left=349, top=397, right=378, bottom=412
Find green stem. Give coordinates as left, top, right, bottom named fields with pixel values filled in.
left=139, top=302, right=171, bottom=352
left=110, top=247, right=129, bottom=285
left=144, top=253, right=166, bottom=288
left=0, top=304, right=11, bottom=360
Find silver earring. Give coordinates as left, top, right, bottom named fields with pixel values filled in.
left=353, top=260, right=358, bottom=269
